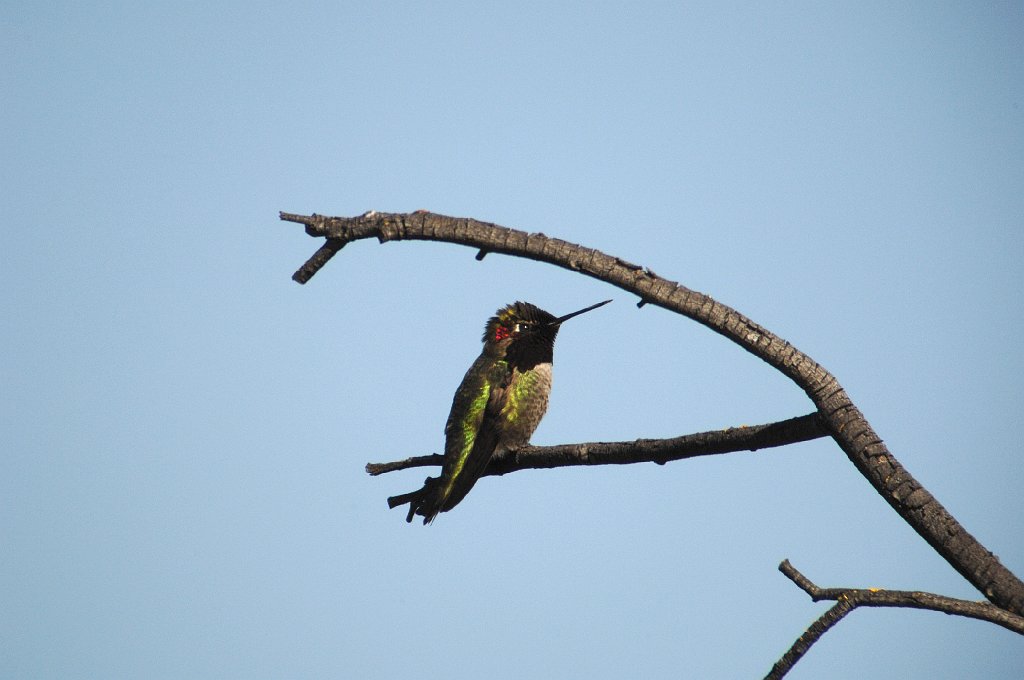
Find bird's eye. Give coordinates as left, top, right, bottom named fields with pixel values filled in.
left=516, top=322, right=531, bottom=333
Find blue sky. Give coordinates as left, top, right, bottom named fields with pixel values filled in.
left=3, top=2, right=1022, bottom=678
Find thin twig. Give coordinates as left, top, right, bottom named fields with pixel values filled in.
left=366, top=453, right=444, bottom=476
left=766, top=599, right=855, bottom=680
left=767, top=560, right=1024, bottom=679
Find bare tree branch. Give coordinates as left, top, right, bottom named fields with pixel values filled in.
left=366, top=453, right=445, bottom=477
left=778, top=559, right=1024, bottom=634
left=765, top=597, right=855, bottom=680
left=366, top=412, right=826, bottom=476
left=281, top=210, right=1024, bottom=616
left=767, top=560, right=1024, bottom=679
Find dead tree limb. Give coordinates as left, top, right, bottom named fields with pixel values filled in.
left=366, top=412, right=826, bottom=476
left=281, top=210, right=1024, bottom=618
left=766, top=560, right=1024, bottom=679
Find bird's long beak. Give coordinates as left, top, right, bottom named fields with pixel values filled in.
left=551, top=299, right=612, bottom=326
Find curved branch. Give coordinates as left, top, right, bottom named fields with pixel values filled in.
left=282, top=210, right=1024, bottom=615
left=767, top=560, right=1024, bottom=679
left=366, top=413, right=826, bottom=476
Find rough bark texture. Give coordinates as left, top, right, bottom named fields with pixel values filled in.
left=366, top=413, right=827, bottom=476
left=282, top=210, right=1024, bottom=617
left=765, top=598, right=854, bottom=680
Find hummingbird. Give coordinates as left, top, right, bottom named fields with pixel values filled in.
left=388, top=299, right=612, bottom=524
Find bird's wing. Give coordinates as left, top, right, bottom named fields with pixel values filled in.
left=436, top=357, right=511, bottom=513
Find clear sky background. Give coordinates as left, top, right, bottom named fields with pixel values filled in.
left=3, top=2, right=1023, bottom=678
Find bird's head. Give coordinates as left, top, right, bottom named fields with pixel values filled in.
left=481, top=299, right=611, bottom=360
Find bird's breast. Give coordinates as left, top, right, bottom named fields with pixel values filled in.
left=500, top=362, right=553, bottom=447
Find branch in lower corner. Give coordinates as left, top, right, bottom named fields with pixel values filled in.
left=767, top=559, right=1024, bottom=679
left=765, top=599, right=854, bottom=680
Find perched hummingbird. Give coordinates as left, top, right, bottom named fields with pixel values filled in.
left=388, top=299, right=612, bottom=524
